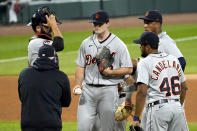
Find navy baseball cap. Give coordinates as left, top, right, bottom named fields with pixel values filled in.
left=133, top=32, right=159, bottom=49
left=139, top=10, right=162, bottom=24
left=38, top=45, right=55, bottom=57
left=90, top=10, right=109, bottom=23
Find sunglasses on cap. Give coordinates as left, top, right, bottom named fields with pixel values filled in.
left=93, top=22, right=105, bottom=27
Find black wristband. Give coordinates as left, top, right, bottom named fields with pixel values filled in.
left=133, top=116, right=140, bottom=122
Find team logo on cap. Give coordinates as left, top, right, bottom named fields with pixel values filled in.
left=145, top=12, right=149, bottom=16
left=95, top=14, right=99, bottom=19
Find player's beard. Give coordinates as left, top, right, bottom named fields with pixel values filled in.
left=141, top=50, right=148, bottom=57
left=41, top=27, right=52, bottom=38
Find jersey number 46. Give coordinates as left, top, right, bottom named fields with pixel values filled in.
left=159, top=76, right=180, bottom=97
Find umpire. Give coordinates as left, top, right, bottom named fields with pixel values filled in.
left=18, top=45, right=71, bottom=131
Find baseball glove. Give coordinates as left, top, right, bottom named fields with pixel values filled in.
left=129, top=125, right=144, bottom=131
left=95, top=46, right=114, bottom=72
left=115, top=101, right=133, bottom=121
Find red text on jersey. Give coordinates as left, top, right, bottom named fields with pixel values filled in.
left=85, top=52, right=116, bottom=66
left=151, top=59, right=182, bottom=80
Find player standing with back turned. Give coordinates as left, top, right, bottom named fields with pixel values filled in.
left=132, top=31, right=188, bottom=131
left=74, top=10, right=133, bottom=131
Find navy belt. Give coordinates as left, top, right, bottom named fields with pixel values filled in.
left=87, top=84, right=105, bottom=87
left=86, top=83, right=117, bottom=87
left=147, top=99, right=179, bottom=107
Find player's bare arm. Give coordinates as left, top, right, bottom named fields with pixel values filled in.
left=180, top=81, right=188, bottom=105
left=73, top=65, right=85, bottom=95
left=45, top=15, right=63, bottom=38
left=75, top=65, right=85, bottom=86
left=45, top=15, right=64, bottom=51
left=133, top=83, right=147, bottom=126
left=102, top=67, right=133, bottom=76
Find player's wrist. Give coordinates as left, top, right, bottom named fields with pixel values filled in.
left=51, top=24, right=58, bottom=29
left=74, top=84, right=82, bottom=89
left=133, top=115, right=141, bottom=123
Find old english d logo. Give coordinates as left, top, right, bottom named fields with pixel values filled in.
left=145, top=11, right=149, bottom=16
left=96, top=14, right=99, bottom=19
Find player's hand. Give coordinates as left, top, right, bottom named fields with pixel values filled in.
left=102, top=67, right=112, bottom=76
left=45, top=15, right=57, bottom=28
left=73, top=85, right=82, bottom=95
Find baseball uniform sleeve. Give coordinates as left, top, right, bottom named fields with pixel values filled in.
left=76, top=41, right=86, bottom=67
left=52, top=37, right=64, bottom=52
left=180, top=71, right=186, bottom=83
left=28, top=39, right=53, bottom=66
left=161, top=39, right=183, bottom=58
left=119, top=42, right=132, bottom=68
left=137, top=60, right=149, bottom=85
left=28, top=41, right=39, bottom=66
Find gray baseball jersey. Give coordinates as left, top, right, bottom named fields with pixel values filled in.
left=76, top=33, right=132, bottom=85
left=137, top=52, right=188, bottom=131
left=158, top=32, right=183, bottom=58
left=28, top=37, right=53, bottom=66
left=141, top=32, right=187, bottom=130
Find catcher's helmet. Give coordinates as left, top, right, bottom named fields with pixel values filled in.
left=27, top=6, right=62, bottom=32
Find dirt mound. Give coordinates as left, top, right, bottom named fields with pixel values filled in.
left=0, top=75, right=196, bottom=122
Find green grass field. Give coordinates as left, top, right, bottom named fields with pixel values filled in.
left=0, top=23, right=197, bottom=75
left=1, top=121, right=197, bottom=131
left=0, top=23, right=197, bottom=130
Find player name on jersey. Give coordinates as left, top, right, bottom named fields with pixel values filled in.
left=151, top=59, right=182, bottom=80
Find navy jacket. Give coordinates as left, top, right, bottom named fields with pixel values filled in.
left=18, top=57, right=71, bottom=128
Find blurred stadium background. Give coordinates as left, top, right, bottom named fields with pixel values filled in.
left=1, top=0, right=197, bottom=24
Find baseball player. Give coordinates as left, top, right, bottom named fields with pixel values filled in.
left=136, top=10, right=187, bottom=130
left=138, top=10, right=186, bottom=72
left=133, top=31, right=188, bottom=131
left=27, top=6, right=64, bottom=66
left=73, top=10, right=133, bottom=131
